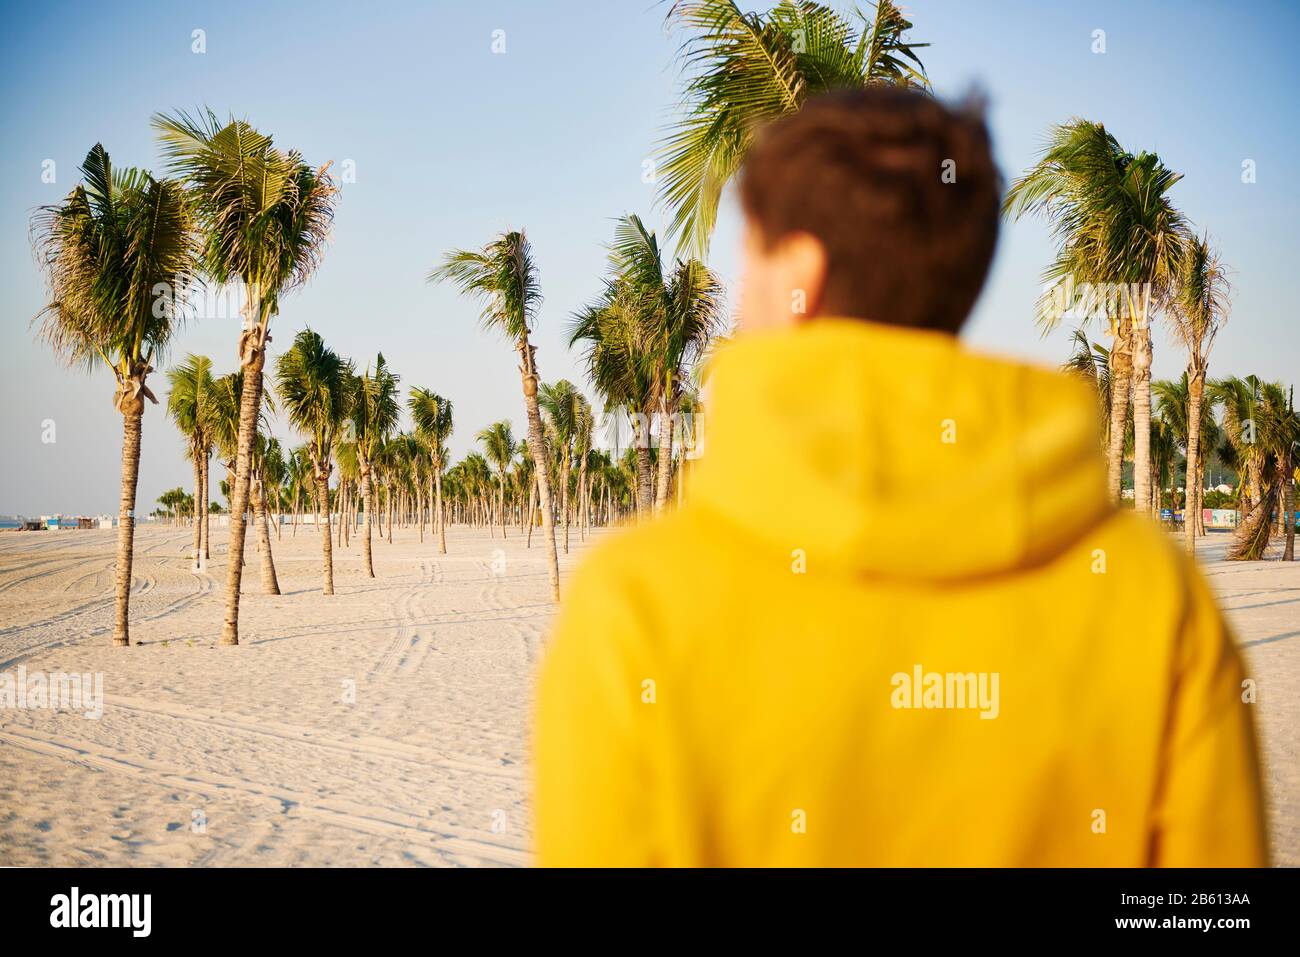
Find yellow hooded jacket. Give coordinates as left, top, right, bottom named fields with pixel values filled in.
left=534, top=320, right=1267, bottom=866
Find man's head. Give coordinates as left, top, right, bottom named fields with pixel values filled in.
left=737, top=86, right=1001, bottom=334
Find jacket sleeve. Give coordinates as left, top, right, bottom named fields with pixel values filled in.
left=1150, top=565, right=1269, bottom=866
left=533, top=560, right=662, bottom=867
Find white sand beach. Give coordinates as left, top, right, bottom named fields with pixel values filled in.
left=0, top=523, right=589, bottom=867
left=0, top=524, right=1296, bottom=866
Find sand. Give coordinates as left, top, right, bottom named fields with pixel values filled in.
left=0, top=522, right=1296, bottom=866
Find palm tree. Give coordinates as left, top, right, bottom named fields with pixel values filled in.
left=261, top=436, right=288, bottom=541
left=31, top=145, right=196, bottom=647
left=246, top=432, right=282, bottom=594
left=1004, top=120, right=1189, bottom=511
left=1227, top=382, right=1299, bottom=560
left=1167, top=234, right=1230, bottom=553
left=660, top=0, right=928, bottom=255
left=276, top=328, right=353, bottom=593
left=409, top=388, right=454, bottom=554
left=478, top=421, right=517, bottom=538
left=539, top=381, right=584, bottom=551
left=286, top=444, right=313, bottom=536
left=167, top=353, right=216, bottom=569
left=154, top=108, right=337, bottom=646
left=207, top=368, right=281, bottom=592
left=515, top=442, right=537, bottom=545
left=572, top=285, right=657, bottom=513
left=1211, top=375, right=1266, bottom=519
left=612, top=217, right=724, bottom=510
left=349, top=354, right=400, bottom=578
left=430, top=230, right=561, bottom=601
left=572, top=215, right=725, bottom=514
left=1155, top=374, right=1220, bottom=532
left=574, top=399, right=595, bottom=539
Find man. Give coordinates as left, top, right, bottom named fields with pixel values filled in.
left=534, top=88, right=1267, bottom=866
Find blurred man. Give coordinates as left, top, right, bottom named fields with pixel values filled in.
left=534, top=87, right=1266, bottom=866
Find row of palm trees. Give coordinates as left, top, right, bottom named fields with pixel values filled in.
left=161, top=327, right=679, bottom=595
left=37, top=0, right=1291, bottom=655
left=23, top=1, right=946, bottom=647
left=1068, top=339, right=1297, bottom=558
left=34, top=106, right=336, bottom=647
left=1007, top=119, right=1297, bottom=560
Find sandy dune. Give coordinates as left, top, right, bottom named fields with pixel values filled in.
left=0, top=523, right=1296, bottom=866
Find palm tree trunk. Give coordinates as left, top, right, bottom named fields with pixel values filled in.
left=251, top=473, right=280, bottom=594
left=435, top=470, right=447, bottom=554
left=361, top=465, right=376, bottom=578
left=578, top=460, right=589, bottom=542
left=1105, top=327, right=1133, bottom=502
left=112, top=402, right=145, bottom=647
left=316, top=465, right=335, bottom=595
left=1284, top=464, right=1295, bottom=561
left=526, top=475, right=536, bottom=549
left=633, top=414, right=654, bottom=517
left=500, top=481, right=508, bottom=540
left=560, top=449, right=571, bottom=554
left=220, top=346, right=267, bottom=646
left=520, top=339, right=560, bottom=600
left=1230, top=479, right=1279, bottom=561
left=1131, top=322, right=1153, bottom=518
left=191, top=445, right=204, bottom=572
left=1184, top=371, right=1205, bottom=554
left=654, top=412, right=674, bottom=513
left=1198, top=483, right=1206, bottom=535
left=201, top=453, right=211, bottom=560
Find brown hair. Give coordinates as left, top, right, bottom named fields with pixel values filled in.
left=739, top=86, right=1001, bottom=333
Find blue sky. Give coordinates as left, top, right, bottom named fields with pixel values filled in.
left=1, top=0, right=1297, bottom=515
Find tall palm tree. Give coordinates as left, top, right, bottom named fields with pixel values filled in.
left=1211, top=375, right=1266, bottom=518
left=573, top=215, right=725, bottom=514
left=1167, top=234, right=1230, bottom=553
left=539, top=381, right=584, bottom=551
left=574, top=398, right=595, bottom=540
left=516, top=442, right=538, bottom=545
left=1227, top=382, right=1299, bottom=561
left=31, top=144, right=196, bottom=647
left=1004, top=120, right=1189, bottom=512
left=409, top=388, right=454, bottom=554
left=276, top=328, right=353, bottom=593
left=260, top=436, right=288, bottom=541
left=618, top=220, right=724, bottom=511
left=286, top=443, right=312, bottom=535
left=349, top=354, right=400, bottom=578
left=207, top=368, right=281, bottom=592
left=660, top=0, right=928, bottom=255
left=430, top=230, right=561, bottom=600
left=167, top=353, right=216, bottom=569
left=248, top=432, right=282, bottom=594
left=572, top=285, right=658, bottom=513
left=1155, top=374, right=1219, bottom=529
left=478, top=421, right=517, bottom=538
left=154, top=108, right=337, bottom=646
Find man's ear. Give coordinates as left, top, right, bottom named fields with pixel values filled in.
left=778, top=231, right=829, bottom=320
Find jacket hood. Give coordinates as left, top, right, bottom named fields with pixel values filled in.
left=689, top=319, right=1112, bottom=581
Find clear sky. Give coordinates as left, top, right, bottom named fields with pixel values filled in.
left=1, top=0, right=1297, bottom=516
